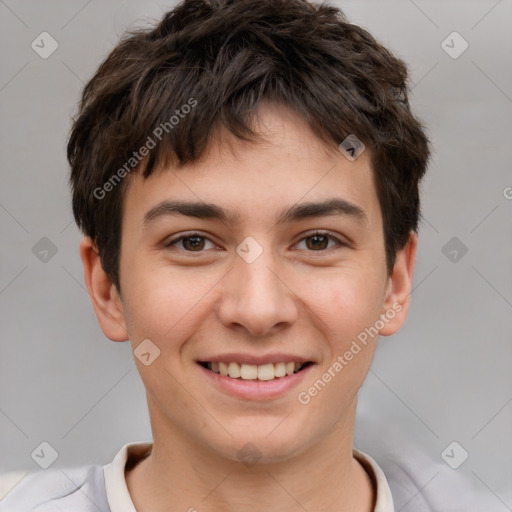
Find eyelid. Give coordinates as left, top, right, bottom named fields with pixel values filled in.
left=293, top=230, right=351, bottom=252
left=164, top=231, right=220, bottom=249
left=164, top=230, right=351, bottom=253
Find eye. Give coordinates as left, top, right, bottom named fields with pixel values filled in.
left=164, top=233, right=218, bottom=252
left=294, top=231, right=346, bottom=252
left=164, top=231, right=348, bottom=254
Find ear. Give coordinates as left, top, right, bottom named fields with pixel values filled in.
left=379, top=231, right=418, bottom=336
left=80, top=237, right=129, bottom=342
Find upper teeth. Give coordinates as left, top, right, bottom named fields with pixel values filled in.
left=208, top=361, right=304, bottom=380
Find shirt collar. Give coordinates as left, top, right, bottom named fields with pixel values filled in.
left=353, top=447, right=395, bottom=512
left=104, top=442, right=394, bottom=512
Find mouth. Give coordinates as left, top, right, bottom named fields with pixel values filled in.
left=197, top=361, right=313, bottom=381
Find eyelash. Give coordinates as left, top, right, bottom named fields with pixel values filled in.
left=164, top=230, right=349, bottom=254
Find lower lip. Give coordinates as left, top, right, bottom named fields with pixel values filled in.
left=198, top=363, right=313, bottom=400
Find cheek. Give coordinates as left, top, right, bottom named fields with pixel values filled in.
left=294, top=274, right=383, bottom=415
left=295, top=267, right=385, bottom=346
left=121, top=264, right=217, bottom=343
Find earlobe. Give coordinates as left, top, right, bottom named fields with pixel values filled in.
left=79, top=237, right=129, bottom=342
left=379, top=231, right=418, bottom=336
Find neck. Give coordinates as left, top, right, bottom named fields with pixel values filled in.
left=126, top=414, right=375, bottom=512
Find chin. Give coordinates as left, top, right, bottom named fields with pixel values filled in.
left=209, top=424, right=313, bottom=466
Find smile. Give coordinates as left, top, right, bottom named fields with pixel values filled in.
left=199, top=361, right=311, bottom=381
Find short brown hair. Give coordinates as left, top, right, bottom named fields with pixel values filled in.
left=68, top=0, right=430, bottom=292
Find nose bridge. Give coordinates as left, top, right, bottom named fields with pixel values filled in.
left=235, top=235, right=276, bottom=290
left=239, top=252, right=280, bottom=302
left=217, top=238, right=298, bottom=336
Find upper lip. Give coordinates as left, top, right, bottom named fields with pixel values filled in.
left=197, top=353, right=314, bottom=365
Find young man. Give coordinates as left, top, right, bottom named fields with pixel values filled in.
left=1, top=0, right=430, bottom=510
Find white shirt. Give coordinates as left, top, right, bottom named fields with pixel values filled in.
left=1, top=441, right=394, bottom=511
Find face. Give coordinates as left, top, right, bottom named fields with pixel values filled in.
left=88, top=103, right=414, bottom=464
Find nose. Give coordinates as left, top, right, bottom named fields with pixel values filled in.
left=216, top=247, right=300, bottom=338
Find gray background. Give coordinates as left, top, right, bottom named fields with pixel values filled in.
left=1, top=0, right=511, bottom=510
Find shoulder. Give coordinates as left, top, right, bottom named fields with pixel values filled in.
left=0, top=464, right=110, bottom=512
left=357, top=439, right=476, bottom=511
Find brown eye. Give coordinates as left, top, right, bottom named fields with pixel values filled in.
left=182, top=236, right=206, bottom=251
left=305, top=234, right=330, bottom=250
left=295, top=231, right=343, bottom=252
left=165, top=233, right=217, bottom=252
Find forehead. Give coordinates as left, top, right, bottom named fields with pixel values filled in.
left=122, top=103, right=382, bottom=231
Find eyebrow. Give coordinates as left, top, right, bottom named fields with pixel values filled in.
left=143, top=198, right=368, bottom=228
